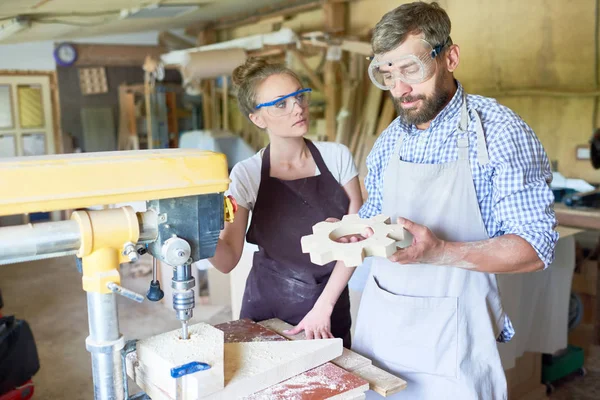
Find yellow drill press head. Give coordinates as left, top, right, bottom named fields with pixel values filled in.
left=0, top=148, right=232, bottom=336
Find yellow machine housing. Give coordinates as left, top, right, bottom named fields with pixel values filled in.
left=0, top=149, right=230, bottom=216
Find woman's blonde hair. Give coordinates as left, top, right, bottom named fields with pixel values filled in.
left=232, top=57, right=302, bottom=119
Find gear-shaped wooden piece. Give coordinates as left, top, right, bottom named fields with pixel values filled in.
left=301, top=214, right=407, bottom=267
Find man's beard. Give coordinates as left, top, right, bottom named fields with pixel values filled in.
left=392, top=77, right=452, bottom=126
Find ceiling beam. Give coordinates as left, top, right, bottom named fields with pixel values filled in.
left=186, top=0, right=327, bottom=35
left=158, top=31, right=195, bottom=51
left=69, top=44, right=167, bottom=68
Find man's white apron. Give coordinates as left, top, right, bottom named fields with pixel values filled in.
left=353, top=95, right=508, bottom=399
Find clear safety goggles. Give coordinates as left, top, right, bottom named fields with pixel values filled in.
left=368, top=39, right=448, bottom=90
left=255, top=88, right=312, bottom=117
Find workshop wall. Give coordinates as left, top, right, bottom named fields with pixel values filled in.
left=227, top=0, right=599, bottom=183
left=56, top=66, right=181, bottom=152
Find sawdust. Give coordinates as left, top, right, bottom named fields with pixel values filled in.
left=243, top=363, right=366, bottom=400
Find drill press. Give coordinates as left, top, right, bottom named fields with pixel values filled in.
left=0, top=149, right=234, bottom=400
left=145, top=193, right=229, bottom=340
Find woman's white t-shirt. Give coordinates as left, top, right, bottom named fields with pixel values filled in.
left=227, top=142, right=358, bottom=211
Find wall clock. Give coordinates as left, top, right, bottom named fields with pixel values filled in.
left=54, top=43, right=78, bottom=67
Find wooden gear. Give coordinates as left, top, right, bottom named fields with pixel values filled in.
left=301, top=214, right=407, bottom=267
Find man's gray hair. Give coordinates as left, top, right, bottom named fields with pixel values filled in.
left=372, top=1, right=452, bottom=55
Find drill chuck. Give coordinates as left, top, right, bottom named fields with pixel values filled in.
left=172, top=263, right=195, bottom=325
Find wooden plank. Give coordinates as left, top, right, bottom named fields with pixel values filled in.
left=572, top=259, right=598, bottom=296
left=324, top=60, right=339, bottom=141
left=144, top=74, right=153, bottom=149
left=158, top=31, right=195, bottom=50
left=258, top=319, right=372, bottom=375
left=222, top=76, right=229, bottom=131
left=136, top=323, right=225, bottom=399
left=246, top=363, right=369, bottom=400
left=361, top=84, right=384, bottom=138
left=300, top=38, right=372, bottom=56
left=117, top=85, right=131, bottom=150
left=201, top=81, right=213, bottom=130
left=71, top=44, right=167, bottom=67
left=505, top=352, right=545, bottom=400
left=48, top=71, right=63, bottom=154
left=353, top=365, right=407, bottom=397
left=216, top=320, right=369, bottom=399
left=213, top=339, right=343, bottom=399
left=335, top=81, right=357, bottom=145
left=376, top=96, right=396, bottom=135
left=211, top=79, right=220, bottom=130
left=195, top=27, right=217, bottom=47
left=555, top=204, right=600, bottom=230
left=166, top=92, right=178, bottom=147
left=249, top=46, right=286, bottom=59
left=290, top=49, right=324, bottom=92
left=211, top=1, right=321, bottom=31
left=323, top=1, right=347, bottom=34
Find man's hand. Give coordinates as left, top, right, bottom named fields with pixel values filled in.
left=283, top=303, right=334, bottom=340
left=325, top=217, right=374, bottom=243
left=389, top=217, right=446, bottom=264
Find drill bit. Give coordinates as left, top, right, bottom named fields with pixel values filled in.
left=181, top=320, right=189, bottom=340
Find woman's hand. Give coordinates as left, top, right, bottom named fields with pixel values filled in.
left=325, top=217, right=373, bottom=243
left=284, top=303, right=334, bottom=340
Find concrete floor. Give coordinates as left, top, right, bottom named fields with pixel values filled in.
left=0, top=255, right=231, bottom=400
left=1, top=255, right=599, bottom=400
left=550, top=345, right=600, bottom=400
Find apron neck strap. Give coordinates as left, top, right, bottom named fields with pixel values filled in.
left=458, top=93, right=469, bottom=133
left=304, top=138, right=329, bottom=172
left=261, top=144, right=272, bottom=180
left=456, top=93, right=490, bottom=166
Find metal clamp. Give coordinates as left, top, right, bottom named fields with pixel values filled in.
left=86, top=335, right=126, bottom=354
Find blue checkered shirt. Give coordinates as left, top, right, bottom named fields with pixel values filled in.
left=358, top=81, right=558, bottom=343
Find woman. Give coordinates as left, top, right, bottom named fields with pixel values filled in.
left=208, top=58, right=362, bottom=347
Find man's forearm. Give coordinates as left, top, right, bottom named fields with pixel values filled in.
left=314, top=262, right=355, bottom=310
left=439, top=234, right=544, bottom=274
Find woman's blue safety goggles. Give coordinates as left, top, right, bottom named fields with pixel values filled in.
left=255, top=88, right=312, bottom=117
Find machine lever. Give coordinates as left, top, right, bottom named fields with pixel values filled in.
left=107, top=282, right=145, bottom=303
left=146, top=257, right=164, bottom=302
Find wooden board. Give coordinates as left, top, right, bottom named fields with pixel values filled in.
left=80, top=107, right=116, bottom=152
left=258, top=318, right=407, bottom=397
left=259, top=319, right=372, bottom=372
left=216, top=319, right=370, bottom=400
left=504, top=352, right=545, bottom=400
left=555, top=204, right=600, bottom=230
left=352, top=365, right=407, bottom=397
left=72, top=44, right=167, bottom=67
left=208, top=339, right=343, bottom=399
left=136, top=323, right=225, bottom=399
left=244, top=362, right=369, bottom=400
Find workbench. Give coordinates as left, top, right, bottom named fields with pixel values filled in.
left=127, top=318, right=407, bottom=399
left=554, top=203, right=600, bottom=231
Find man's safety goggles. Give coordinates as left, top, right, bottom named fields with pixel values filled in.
left=368, top=39, right=448, bottom=90
left=255, top=88, right=312, bottom=117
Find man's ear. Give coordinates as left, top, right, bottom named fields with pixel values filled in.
left=249, top=112, right=266, bottom=129
left=445, top=44, right=460, bottom=72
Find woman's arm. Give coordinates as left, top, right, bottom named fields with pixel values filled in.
left=343, top=176, right=363, bottom=214
left=208, top=206, right=249, bottom=274
left=285, top=176, right=363, bottom=338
